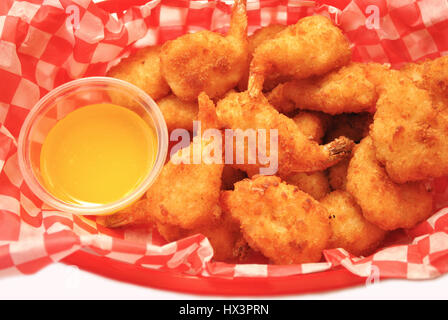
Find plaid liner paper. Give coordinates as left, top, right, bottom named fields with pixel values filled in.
left=0, top=0, right=448, bottom=282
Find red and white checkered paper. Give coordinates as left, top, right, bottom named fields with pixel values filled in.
left=1, top=0, right=448, bottom=281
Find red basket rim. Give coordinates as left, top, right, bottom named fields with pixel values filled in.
left=62, top=250, right=368, bottom=296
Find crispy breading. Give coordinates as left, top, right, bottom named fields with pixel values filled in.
left=328, top=158, right=349, bottom=191
left=221, top=175, right=331, bottom=264
left=284, top=171, right=330, bottom=200
left=321, top=190, right=386, bottom=256
left=346, top=137, right=433, bottom=230
left=107, top=46, right=170, bottom=103
left=156, top=94, right=198, bottom=132
left=156, top=210, right=248, bottom=262
left=369, top=69, right=448, bottom=183
left=216, top=91, right=354, bottom=177
left=248, top=15, right=351, bottom=96
left=401, top=56, right=448, bottom=102
left=292, top=111, right=330, bottom=144
left=238, top=24, right=288, bottom=91
left=267, top=63, right=383, bottom=114
left=160, top=0, right=248, bottom=101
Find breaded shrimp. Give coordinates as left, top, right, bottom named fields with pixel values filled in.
left=160, top=0, right=248, bottom=101
left=221, top=175, right=331, bottom=264
left=248, top=15, right=351, bottom=96
left=321, top=190, right=386, bottom=256
left=107, top=46, right=170, bottom=103
left=156, top=211, right=248, bottom=262
left=401, top=56, right=448, bottom=101
left=325, top=113, right=372, bottom=143
left=400, top=61, right=425, bottom=87
left=420, top=56, right=448, bottom=101
left=370, top=70, right=448, bottom=183
left=346, top=137, right=433, bottom=231
left=284, top=171, right=330, bottom=200
left=328, top=158, right=349, bottom=191
left=157, top=94, right=198, bottom=132
left=267, top=63, right=380, bottom=115
left=292, top=111, right=330, bottom=144
left=100, top=93, right=224, bottom=229
left=216, top=91, right=355, bottom=177
left=238, top=24, right=288, bottom=91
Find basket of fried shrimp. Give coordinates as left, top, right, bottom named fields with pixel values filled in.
left=1, top=0, right=448, bottom=295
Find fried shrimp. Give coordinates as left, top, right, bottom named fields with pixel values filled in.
left=221, top=175, right=331, bottom=264
left=157, top=94, right=198, bottom=132
left=248, top=15, right=351, bottom=96
left=328, top=158, right=349, bottom=191
left=346, top=137, right=433, bottom=231
left=321, top=190, right=386, bottom=256
left=100, top=93, right=224, bottom=229
left=292, top=111, right=330, bottom=144
left=156, top=210, right=248, bottom=262
left=267, top=63, right=382, bottom=114
left=160, top=0, right=248, bottom=101
left=370, top=70, right=448, bottom=183
left=238, top=24, right=287, bottom=91
left=401, top=56, right=448, bottom=101
left=216, top=91, right=355, bottom=177
left=107, top=46, right=170, bottom=103
left=285, top=171, right=330, bottom=200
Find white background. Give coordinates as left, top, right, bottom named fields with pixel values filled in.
left=1, top=0, right=446, bottom=301
left=0, top=263, right=447, bottom=299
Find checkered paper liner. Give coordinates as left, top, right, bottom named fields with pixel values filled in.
left=1, top=0, right=448, bottom=282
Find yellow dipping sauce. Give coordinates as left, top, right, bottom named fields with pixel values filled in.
left=40, top=103, right=157, bottom=206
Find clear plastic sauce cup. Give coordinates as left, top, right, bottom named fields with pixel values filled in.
left=18, top=77, right=168, bottom=215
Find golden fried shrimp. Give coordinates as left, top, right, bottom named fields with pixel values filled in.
left=157, top=94, right=198, bottom=132
left=101, top=93, right=224, bottom=229
left=325, top=113, right=372, bottom=143
left=221, top=175, right=331, bottom=264
left=321, top=190, right=386, bottom=256
left=160, top=0, right=248, bottom=101
left=221, top=165, right=247, bottom=190
left=267, top=63, right=381, bottom=115
left=216, top=91, right=355, bottom=177
left=328, top=158, right=349, bottom=191
left=420, top=56, right=448, bottom=101
left=292, top=111, right=330, bottom=144
left=248, top=15, right=351, bottom=96
left=238, top=24, right=287, bottom=91
left=107, top=46, right=170, bottom=103
left=400, top=61, right=425, bottom=87
left=401, top=56, right=448, bottom=101
left=346, top=137, right=433, bottom=230
left=284, top=171, right=330, bottom=200
left=156, top=211, right=248, bottom=262
left=370, top=70, right=448, bottom=183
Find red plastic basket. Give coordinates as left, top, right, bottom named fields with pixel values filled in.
left=61, top=250, right=367, bottom=296
left=57, top=0, right=363, bottom=296
left=2, top=0, right=448, bottom=296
